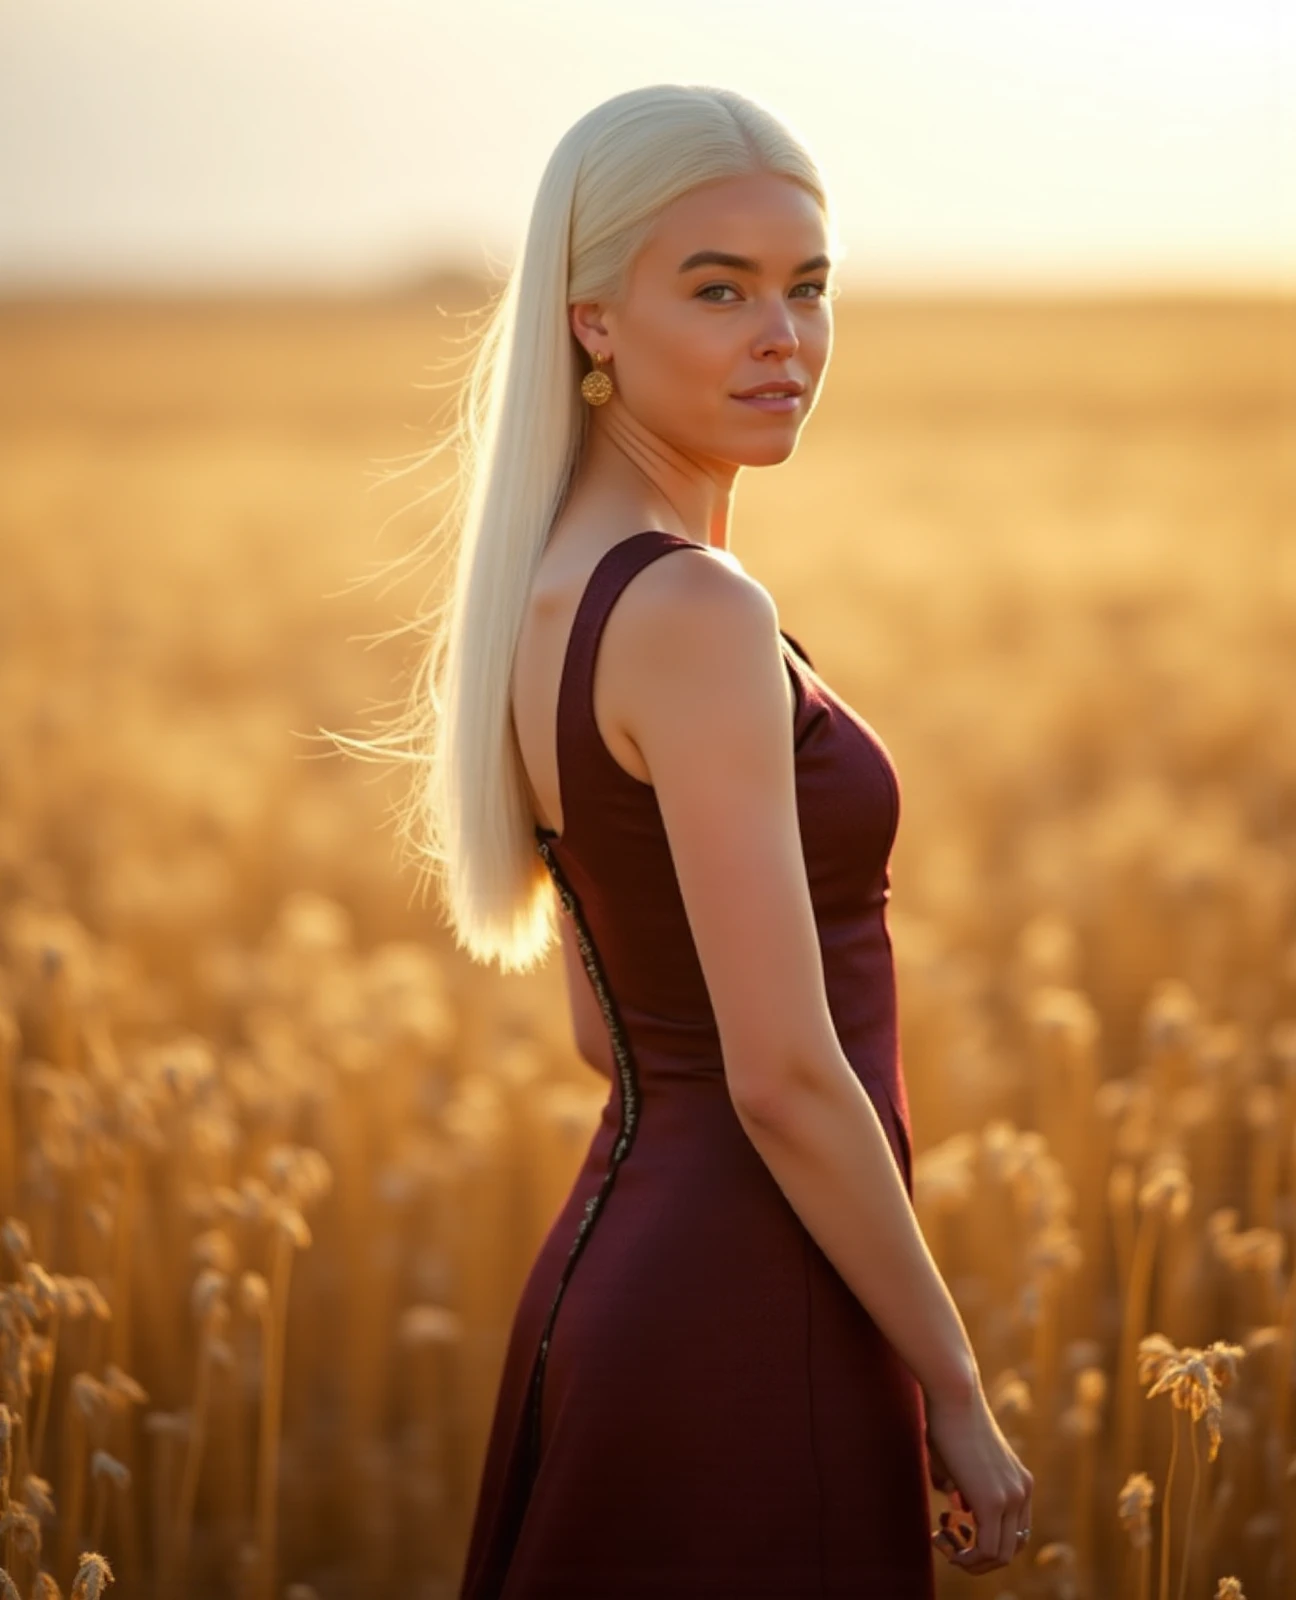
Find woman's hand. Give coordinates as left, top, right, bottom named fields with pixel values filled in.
left=924, top=1385, right=1034, bottom=1576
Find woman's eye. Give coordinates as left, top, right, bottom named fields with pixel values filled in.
left=696, top=282, right=830, bottom=303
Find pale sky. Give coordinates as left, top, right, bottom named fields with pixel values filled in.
left=0, top=0, right=1291, bottom=293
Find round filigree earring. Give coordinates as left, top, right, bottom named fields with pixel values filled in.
left=580, top=351, right=614, bottom=406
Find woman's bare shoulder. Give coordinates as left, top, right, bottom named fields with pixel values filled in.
left=609, top=536, right=778, bottom=650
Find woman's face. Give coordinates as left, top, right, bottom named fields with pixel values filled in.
left=576, top=172, right=835, bottom=469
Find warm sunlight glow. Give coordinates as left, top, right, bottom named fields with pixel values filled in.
left=0, top=0, right=1290, bottom=291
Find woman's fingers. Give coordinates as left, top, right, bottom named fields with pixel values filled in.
left=993, top=1505, right=1018, bottom=1567
left=934, top=1508, right=976, bottom=1563
left=1009, top=1484, right=1033, bottom=1565
left=944, top=1493, right=1032, bottom=1575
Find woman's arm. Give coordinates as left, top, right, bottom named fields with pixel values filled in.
left=558, top=911, right=615, bottom=1079
left=600, top=546, right=979, bottom=1408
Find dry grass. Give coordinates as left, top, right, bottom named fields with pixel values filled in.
left=0, top=285, right=1291, bottom=1598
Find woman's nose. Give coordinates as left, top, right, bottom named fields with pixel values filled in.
left=755, top=308, right=797, bottom=356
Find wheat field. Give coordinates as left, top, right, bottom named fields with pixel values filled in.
left=0, top=287, right=1292, bottom=1599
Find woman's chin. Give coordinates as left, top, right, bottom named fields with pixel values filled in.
left=733, top=435, right=801, bottom=467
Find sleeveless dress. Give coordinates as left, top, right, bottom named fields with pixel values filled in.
left=460, top=530, right=935, bottom=1599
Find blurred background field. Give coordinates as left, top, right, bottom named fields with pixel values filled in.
left=1, top=285, right=1293, bottom=1598
left=2, top=1, right=1294, bottom=1593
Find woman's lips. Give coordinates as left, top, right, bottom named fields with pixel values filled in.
left=732, top=394, right=801, bottom=412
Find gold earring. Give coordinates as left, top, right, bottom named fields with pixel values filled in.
left=581, top=351, right=614, bottom=406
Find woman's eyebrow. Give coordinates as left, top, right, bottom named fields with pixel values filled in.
left=678, top=250, right=832, bottom=276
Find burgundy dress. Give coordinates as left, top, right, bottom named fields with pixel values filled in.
left=460, top=530, right=935, bottom=1599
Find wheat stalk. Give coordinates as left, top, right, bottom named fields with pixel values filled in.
left=69, top=1551, right=113, bottom=1599
left=172, top=1268, right=229, bottom=1586
left=1116, top=1168, right=1191, bottom=1485
left=252, top=1203, right=312, bottom=1600
left=1138, top=1336, right=1243, bottom=1600
left=1117, top=1470, right=1154, bottom=1600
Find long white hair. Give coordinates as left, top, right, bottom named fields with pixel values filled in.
left=329, top=84, right=837, bottom=974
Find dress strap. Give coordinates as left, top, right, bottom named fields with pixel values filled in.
left=548, top=529, right=704, bottom=847
left=779, top=628, right=814, bottom=670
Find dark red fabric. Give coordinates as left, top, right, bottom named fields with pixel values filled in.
left=460, top=530, right=934, bottom=1599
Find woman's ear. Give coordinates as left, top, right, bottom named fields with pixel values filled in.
left=569, top=301, right=611, bottom=356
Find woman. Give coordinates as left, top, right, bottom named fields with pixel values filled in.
left=403, top=84, right=1032, bottom=1598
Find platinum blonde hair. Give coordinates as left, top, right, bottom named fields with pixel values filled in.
left=328, top=84, right=838, bottom=973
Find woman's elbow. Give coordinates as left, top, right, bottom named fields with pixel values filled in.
left=725, top=1038, right=836, bottom=1126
